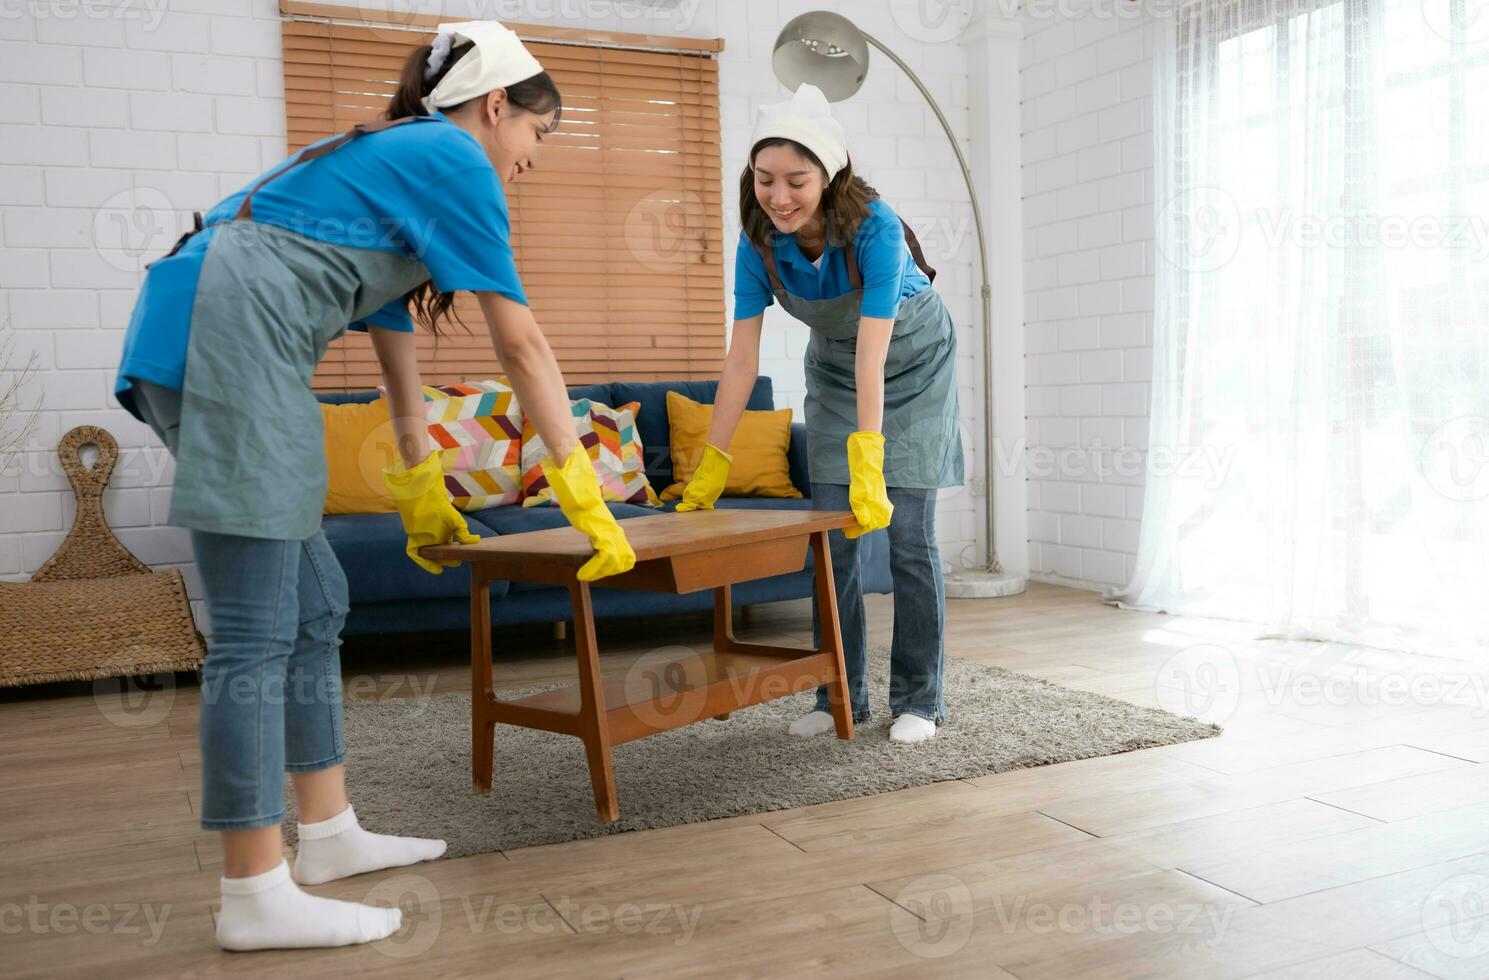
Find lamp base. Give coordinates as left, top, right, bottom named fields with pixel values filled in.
left=944, top=568, right=1027, bottom=599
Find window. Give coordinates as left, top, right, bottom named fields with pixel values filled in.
left=277, top=1, right=727, bottom=390
left=1125, top=0, right=1489, bottom=653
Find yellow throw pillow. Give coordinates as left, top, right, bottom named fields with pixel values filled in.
left=321, top=399, right=398, bottom=515
left=662, top=390, right=802, bottom=501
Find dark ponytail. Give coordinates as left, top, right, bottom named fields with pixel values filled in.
left=385, top=41, right=564, bottom=337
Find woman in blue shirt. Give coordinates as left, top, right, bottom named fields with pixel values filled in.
left=675, top=85, right=964, bottom=745
left=113, top=21, right=633, bottom=952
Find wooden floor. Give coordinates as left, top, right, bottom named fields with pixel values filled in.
left=5, top=581, right=1489, bottom=978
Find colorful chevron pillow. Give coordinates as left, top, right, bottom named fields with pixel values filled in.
left=423, top=381, right=524, bottom=511
left=521, top=399, right=662, bottom=509
left=421, top=378, right=508, bottom=400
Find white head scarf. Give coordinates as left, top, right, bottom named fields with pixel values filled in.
left=749, top=83, right=849, bottom=182
left=421, top=20, right=545, bottom=115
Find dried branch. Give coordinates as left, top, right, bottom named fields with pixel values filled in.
left=0, top=322, right=42, bottom=470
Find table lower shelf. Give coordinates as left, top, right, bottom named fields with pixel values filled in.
left=479, top=647, right=842, bottom=746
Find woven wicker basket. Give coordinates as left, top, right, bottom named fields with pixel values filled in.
left=0, top=425, right=205, bottom=686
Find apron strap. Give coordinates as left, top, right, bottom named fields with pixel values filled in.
left=846, top=217, right=935, bottom=288
left=900, top=218, right=937, bottom=284
left=154, top=210, right=204, bottom=265
left=843, top=239, right=862, bottom=292
left=757, top=236, right=785, bottom=293
left=233, top=115, right=436, bottom=221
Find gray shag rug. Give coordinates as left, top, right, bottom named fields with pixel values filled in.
left=285, top=647, right=1220, bottom=858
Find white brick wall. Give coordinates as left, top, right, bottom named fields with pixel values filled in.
left=1021, top=0, right=1158, bottom=592
left=0, top=0, right=988, bottom=597
left=0, top=0, right=284, bottom=615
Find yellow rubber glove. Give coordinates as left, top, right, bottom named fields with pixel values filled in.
left=844, top=431, right=893, bottom=540
left=383, top=451, right=480, bottom=575
left=540, top=444, right=638, bottom=581
left=675, top=443, right=733, bottom=512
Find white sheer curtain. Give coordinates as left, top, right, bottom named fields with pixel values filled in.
left=1107, top=0, right=1489, bottom=660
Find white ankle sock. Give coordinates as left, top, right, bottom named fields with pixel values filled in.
left=215, top=859, right=400, bottom=952
left=889, top=713, right=937, bottom=744
left=292, top=804, right=447, bottom=886
left=787, top=709, right=838, bottom=737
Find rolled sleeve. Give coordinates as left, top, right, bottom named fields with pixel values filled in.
left=733, top=234, right=774, bottom=320
left=349, top=297, right=414, bottom=333
left=857, top=212, right=908, bottom=320
left=407, top=165, right=527, bottom=305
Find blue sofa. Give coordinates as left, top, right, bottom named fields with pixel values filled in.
left=316, top=377, right=892, bottom=637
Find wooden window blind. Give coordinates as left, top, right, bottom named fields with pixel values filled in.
left=277, top=2, right=727, bottom=391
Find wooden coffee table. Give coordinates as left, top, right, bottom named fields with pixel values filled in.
left=421, top=509, right=858, bottom=822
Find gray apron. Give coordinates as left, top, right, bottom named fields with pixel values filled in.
left=159, top=117, right=437, bottom=541
left=756, top=221, right=965, bottom=488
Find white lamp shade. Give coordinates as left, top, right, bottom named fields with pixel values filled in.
left=771, top=10, right=870, bottom=102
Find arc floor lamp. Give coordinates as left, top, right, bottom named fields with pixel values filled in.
left=772, top=10, right=1025, bottom=598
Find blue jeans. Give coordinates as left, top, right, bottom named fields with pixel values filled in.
left=809, top=482, right=948, bottom=724
left=134, top=381, right=348, bottom=831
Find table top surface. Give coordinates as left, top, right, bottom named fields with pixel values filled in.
left=421, top=508, right=857, bottom=566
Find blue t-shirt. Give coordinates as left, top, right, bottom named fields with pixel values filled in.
left=733, top=198, right=931, bottom=321
left=115, top=112, right=525, bottom=417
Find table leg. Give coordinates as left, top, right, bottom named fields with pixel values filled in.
left=570, top=577, right=619, bottom=822
left=812, top=529, right=854, bottom=740
left=710, top=585, right=734, bottom=721
left=713, top=582, right=733, bottom=649
left=470, top=565, right=496, bottom=794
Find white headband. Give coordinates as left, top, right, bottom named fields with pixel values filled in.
left=750, top=83, right=848, bottom=182
left=421, top=20, right=545, bottom=115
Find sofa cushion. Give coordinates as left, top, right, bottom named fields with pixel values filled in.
left=468, top=500, right=664, bottom=535
left=321, top=511, right=508, bottom=604
left=610, top=378, right=777, bottom=494
left=317, top=390, right=379, bottom=406
left=466, top=501, right=665, bottom=593
left=786, top=422, right=811, bottom=495
left=657, top=496, right=816, bottom=512
left=565, top=383, right=612, bottom=404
